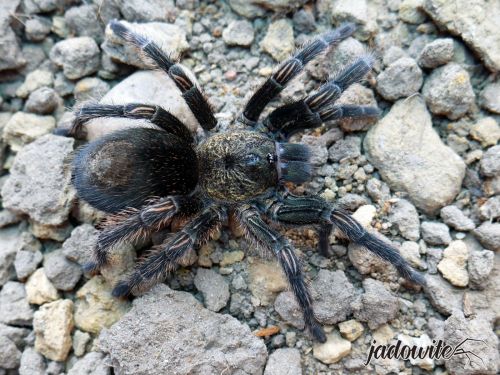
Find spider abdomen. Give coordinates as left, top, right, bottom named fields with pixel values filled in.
left=73, top=127, right=198, bottom=213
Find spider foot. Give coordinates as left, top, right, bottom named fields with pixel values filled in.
left=112, top=280, right=132, bottom=297
left=82, top=261, right=100, bottom=274
left=309, top=321, right=327, bottom=343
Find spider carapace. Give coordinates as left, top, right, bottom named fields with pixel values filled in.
left=59, top=20, right=425, bottom=343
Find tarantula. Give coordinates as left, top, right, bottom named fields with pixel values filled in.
left=59, top=21, right=425, bottom=343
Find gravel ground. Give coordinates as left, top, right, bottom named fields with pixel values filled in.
left=0, top=1, right=499, bottom=374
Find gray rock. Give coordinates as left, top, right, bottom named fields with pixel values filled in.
left=0, top=13, right=25, bottom=71
left=352, top=278, right=398, bottom=329
left=480, top=145, right=500, bottom=177
left=473, top=222, right=500, bottom=251
left=301, top=135, right=329, bottom=166
left=19, top=347, right=46, bottom=375
left=21, top=0, right=58, bottom=13
left=15, top=69, right=53, bottom=99
left=73, top=77, right=110, bottom=102
left=364, top=96, right=465, bottom=215
left=228, top=0, right=266, bottom=18
left=421, top=221, right=452, bottom=246
left=99, top=285, right=268, bottom=375
left=423, top=0, right=500, bottom=72
left=62, top=224, right=98, bottom=265
left=72, top=330, right=91, bottom=357
left=24, top=87, right=60, bottom=115
left=399, top=0, right=427, bottom=24
left=264, top=348, right=302, bottom=375
left=0, top=281, right=34, bottom=326
left=328, top=136, right=361, bottom=162
left=479, top=81, right=500, bottom=114
left=54, top=72, right=75, bottom=97
left=336, top=193, right=368, bottom=211
left=68, top=352, right=110, bottom=375
left=311, top=270, right=356, bottom=325
left=468, top=250, right=494, bottom=289
left=46, top=361, right=65, bottom=375
left=223, top=20, right=254, bottom=47
left=50, top=37, right=100, bottom=80
left=443, top=311, right=499, bottom=374
left=20, top=44, right=46, bottom=74
left=0, top=226, right=20, bottom=286
left=13, top=232, right=43, bottom=280
left=422, top=63, right=475, bottom=120
left=2, top=135, right=75, bottom=226
left=194, top=268, right=230, bottom=312
left=0, top=210, right=21, bottom=229
left=3, top=112, right=56, bottom=151
left=440, top=205, right=475, bottom=231
left=366, top=177, right=391, bottom=203
left=376, top=57, right=423, bottom=101
left=479, top=195, right=500, bottom=220
left=116, top=0, right=176, bottom=22
left=102, top=21, right=188, bottom=69
left=0, top=323, right=30, bottom=348
left=260, top=19, right=294, bottom=61
left=388, top=199, right=420, bottom=241
left=383, top=46, right=408, bottom=67
left=65, top=4, right=103, bottom=42
left=91, top=0, right=121, bottom=24
left=424, top=274, right=463, bottom=316
left=25, top=17, right=51, bottom=42
left=418, top=38, right=454, bottom=68
left=426, top=247, right=443, bottom=275
left=0, top=333, right=21, bottom=370
left=293, top=9, right=316, bottom=33
left=44, top=250, right=82, bottom=291
left=274, top=291, right=305, bottom=329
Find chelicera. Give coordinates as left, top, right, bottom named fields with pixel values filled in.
left=59, top=21, right=425, bottom=343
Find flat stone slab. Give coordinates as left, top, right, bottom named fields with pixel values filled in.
left=99, top=284, right=268, bottom=375
left=364, top=96, right=465, bottom=215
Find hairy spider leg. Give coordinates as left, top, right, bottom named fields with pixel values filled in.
left=237, top=205, right=327, bottom=343
left=240, top=23, right=356, bottom=126
left=110, top=20, right=217, bottom=131
left=264, top=194, right=426, bottom=286
left=112, top=206, right=224, bottom=297
left=84, top=196, right=203, bottom=272
left=264, top=56, right=380, bottom=138
left=56, top=103, right=193, bottom=142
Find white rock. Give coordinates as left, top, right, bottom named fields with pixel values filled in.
left=438, top=240, right=469, bottom=287
left=81, top=70, right=200, bottom=141
left=313, top=331, right=352, bottom=364
left=3, top=112, right=55, bottom=152
left=25, top=268, right=59, bottom=305
left=33, top=299, right=74, bottom=361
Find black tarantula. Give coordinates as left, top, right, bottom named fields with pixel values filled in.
left=60, top=21, right=425, bottom=343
